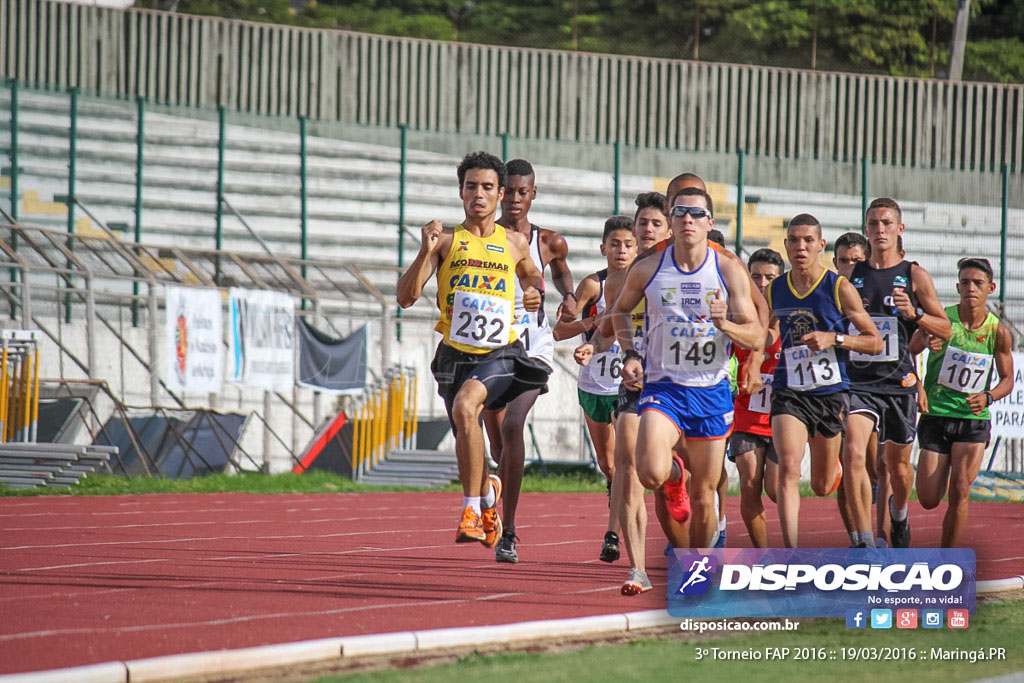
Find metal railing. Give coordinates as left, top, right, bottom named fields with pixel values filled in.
left=0, top=219, right=438, bottom=470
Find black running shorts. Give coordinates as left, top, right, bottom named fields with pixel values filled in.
left=917, top=414, right=991, bottom=455
left=430, top=340, right=550, bottom=434
left=614, top=383, right=641, bottom=418
left=728, top=431, right=778, bottom=464
left=770, top=388, right=849, bottom=439
left=849, top=390, right=918, bottom=445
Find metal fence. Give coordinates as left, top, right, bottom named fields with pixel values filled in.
left=2, top=0, right=1023, bottom=180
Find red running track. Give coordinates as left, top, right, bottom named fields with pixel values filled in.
left=1, top=492, right=1022, bottom=675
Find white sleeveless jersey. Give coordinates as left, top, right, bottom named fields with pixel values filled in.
left=643, top=245, right=731, bottom=386
left=512, top=226, right=555, bottom=369
left=577, top=275, right=623, bottom=396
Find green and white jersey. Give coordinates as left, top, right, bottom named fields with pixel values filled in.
left=922, top=305, right=1000, bottom=420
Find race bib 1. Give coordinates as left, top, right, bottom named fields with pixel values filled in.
left=512, top=310, right=539, bottom=351
left=937, top=345, right=994, bottom=395
left=784, top=345, right=841, bottom=391
left=748, top=372, right=775, bottom=414
left=450, top=291, right=511, bottom=349
left=848, top=316, right=898, bottom=362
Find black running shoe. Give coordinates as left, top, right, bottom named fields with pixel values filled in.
left=599, top=531, right=620, bottom=563
left=889, top=496, right=911, bottom=548
left=495, top=528, right=519, bottom=563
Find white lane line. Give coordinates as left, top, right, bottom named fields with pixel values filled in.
left=0, top=566, right=420, bottom=604
left=1, top=518, right=353, bottom=532
left=0, top=503, right=447, bottom=520
left=2, top=520, right=619, bottom=573
left=0, top=518, right=608, bottom=552
left=0, top=581, right=634, bottom=643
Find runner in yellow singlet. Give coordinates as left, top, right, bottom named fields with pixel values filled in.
left=397, top=151, right=550, bottom=549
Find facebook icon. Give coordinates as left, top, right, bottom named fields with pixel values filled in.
left=846, top=609, right=867, bottom=629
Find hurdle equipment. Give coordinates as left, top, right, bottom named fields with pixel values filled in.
left=351, top=365, right=419, bottom=480
left=1, top=330, right=41, bottom=444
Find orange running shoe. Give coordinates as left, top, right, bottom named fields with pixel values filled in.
left=826, top=459, right=843, bottom=496
left=663, top=454, right=691, bottom=523
left=456, top=505, right=485, bottom=543
left=481, top=474, right=503, bottom=548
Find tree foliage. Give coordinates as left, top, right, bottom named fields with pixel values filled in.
left=159, top=0, right=1024, bottom=82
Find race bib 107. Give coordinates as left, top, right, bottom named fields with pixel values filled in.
left=937, top=346, right=994, bottom=395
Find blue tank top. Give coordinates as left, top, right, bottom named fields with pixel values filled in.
left=769, top=268, right=849, bottom=395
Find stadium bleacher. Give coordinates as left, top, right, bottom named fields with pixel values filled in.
left=2, top=85, right=1021, bottom=467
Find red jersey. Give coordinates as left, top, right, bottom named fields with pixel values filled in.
left=732, top=334, right=781, bottom=436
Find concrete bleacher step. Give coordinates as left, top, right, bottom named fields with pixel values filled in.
left=0, top=476, right=46, bottom=486
left=0, top=444, right=117, bottom=488
left=358, top=473, right=455, bottom=487
left=357, top=448, right=461, bottom=487
left=385, top=449, right=458, bottom=465
left=0, top=468, right=53, bottom=479
left=366, top=464, right=460, bottom=479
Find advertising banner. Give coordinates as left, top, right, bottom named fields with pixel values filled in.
left=228, top=288, right=295, bottom=391
left=989, top=352, right=1024, bottom=438
left=164, top=286, right=223, bottom=393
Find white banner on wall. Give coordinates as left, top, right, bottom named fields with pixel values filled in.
left=990, top=352, right=1024, bottom=439
left=164, top=286, right=223, bottom=393
left=228, top=288, right=295, bottom=391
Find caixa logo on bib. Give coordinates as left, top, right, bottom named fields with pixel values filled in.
left=667, top=548, right=976, bottom=618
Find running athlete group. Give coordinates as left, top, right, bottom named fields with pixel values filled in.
left=396, top=151, right=1015, bottom=596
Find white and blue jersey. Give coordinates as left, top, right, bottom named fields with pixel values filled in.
left=768, top=269, right=849, bottom=395
left=642, top=245, right=732, bottom=388
left=637, top=245, right=733, bottom=434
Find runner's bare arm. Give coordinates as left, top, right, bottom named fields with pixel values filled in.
left=737, top=324, right=772, bottom=395
left=823, top=278, right=884, bottom=355
left=610, top=262, right=650, bottom=353
left=907, top=327, right=929, bottom=356
left=902, top=264, right=953, bottom=340
left=965, top=323, right=1015, bottom=414
left=612, top=261, right=653, bottom=388
left=542, top=230, right=577, bottom=322
left=711, top=257, right=764, bottom=350
left=510, top=231, right=545, bottom=312
left=397, top=221, right=448, bottom=308
left=553, top=273, right=600, bottom=341
left=717, top=247, right=770, bottom=328
left=574, top=339, right=595, bottom=366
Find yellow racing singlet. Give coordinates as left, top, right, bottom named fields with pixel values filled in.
left=631, top=299, right=646, bottom=354
left=435, top=224, right=519, bottom=354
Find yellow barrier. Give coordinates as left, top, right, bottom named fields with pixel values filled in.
left=1, top=330, right=42, bottom=443
left=349, top=366, right=420, bottom=479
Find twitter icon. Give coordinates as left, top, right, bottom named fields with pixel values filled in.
left=871, top=609, right=892, bottom=629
